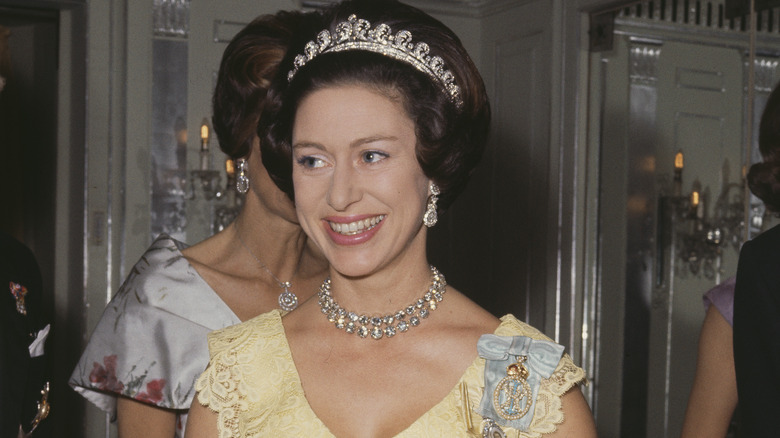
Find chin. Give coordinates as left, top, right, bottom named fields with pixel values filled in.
left=328, top=255, right=380, bottom=279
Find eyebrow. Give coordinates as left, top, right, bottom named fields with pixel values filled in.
left=292, top=135, right=400, bottom=151
left=292, top=141, right=326, bottom=151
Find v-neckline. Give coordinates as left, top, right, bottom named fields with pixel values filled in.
left=165, top=235, right=243, bottom=324
left=274, top=310, right=494, bottom=437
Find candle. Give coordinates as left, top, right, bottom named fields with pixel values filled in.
left=200, top=118, right=210, bottom=151
left=225, top=159, right=235, bottom=177
left=200, top=118, right=210, bottom=170
left=673, top=150, right=683, bottom=196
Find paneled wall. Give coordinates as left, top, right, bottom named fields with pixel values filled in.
left=586, top=2, right=780, bottom=435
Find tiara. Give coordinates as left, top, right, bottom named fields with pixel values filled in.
left=287, top=14, right=463, bottom=109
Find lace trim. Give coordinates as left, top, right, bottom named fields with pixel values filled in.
left=195, top=315, right=270, bottom=438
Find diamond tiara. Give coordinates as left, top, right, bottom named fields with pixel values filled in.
left=287, top=14, right=464, bottom=109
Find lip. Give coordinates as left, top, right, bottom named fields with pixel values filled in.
left=323, top=214, right=385, bottom=246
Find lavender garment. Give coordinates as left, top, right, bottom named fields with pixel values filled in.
left=703, top=276, right=736, bottom=326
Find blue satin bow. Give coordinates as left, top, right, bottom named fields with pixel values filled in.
left=476, top=335, right=565, bottom=431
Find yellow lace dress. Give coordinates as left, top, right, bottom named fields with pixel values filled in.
left=195, top=310, right=585, bottom=437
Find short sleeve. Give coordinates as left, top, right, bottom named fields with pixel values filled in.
left=195, top=311, right=290, bottom=438
left=489, top=315, right=587, bottom=437
left=702, top=276, right=735, bottom=326
left=69, top=235, right=240, bottom=415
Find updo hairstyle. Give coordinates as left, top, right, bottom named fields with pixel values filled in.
left=749, top=83, right=780, bottom=212
left=260, top=0, right=491, bottom=212
left=211, top=10, right=320, bottom=159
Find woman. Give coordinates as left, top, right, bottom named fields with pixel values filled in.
left=186, top=1, right=596, bottom=436
left=68, top=11, right=327, bottom=437
left=732, top=81, right=780, bottom=437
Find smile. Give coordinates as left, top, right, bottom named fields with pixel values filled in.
left=327, top=215, right=386, bottom=235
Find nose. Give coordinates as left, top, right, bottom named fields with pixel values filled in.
left=326, top=164, right=362, bottom=211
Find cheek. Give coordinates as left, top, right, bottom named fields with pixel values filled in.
left=390, top=172, right=429, bottom=215
left=292, top=174, right=319, bottom=221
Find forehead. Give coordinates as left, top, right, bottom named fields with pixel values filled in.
left=292, top=84, right=415, bottom=144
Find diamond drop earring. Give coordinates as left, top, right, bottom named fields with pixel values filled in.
left=236, top=158, right=249, bottom=194
left=423, top=182, right=440, bottom=227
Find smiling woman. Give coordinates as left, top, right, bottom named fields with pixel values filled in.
left=184, top=1, right=596, bottom=437
left=292, top=85, right=429, bottom=276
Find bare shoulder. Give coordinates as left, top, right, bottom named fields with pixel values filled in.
left=445, top=286, right=501, bottom=333
left=415, top=287, right=500, bottom=363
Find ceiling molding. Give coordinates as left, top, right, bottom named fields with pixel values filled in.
left=404, top=0, right=531, bottom=18
left=300, top=0, right=530, bottom=18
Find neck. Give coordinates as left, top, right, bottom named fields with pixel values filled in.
left=326, top=255, right=434, bottom=315
left=233, top=203, right=309, bottom=282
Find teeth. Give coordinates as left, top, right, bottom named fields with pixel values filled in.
left=329, top=215, right=385, bottom=236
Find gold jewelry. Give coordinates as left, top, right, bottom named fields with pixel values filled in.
left=27, top=381, right=50, bottom=434
left=235, top=223, right=299, bottom=311
left=288, top=14, right=463, bottom=108
left=317, top=266, right=446, bottom=340
left=423, top=182, right=440, bottom=227
left=492, top=356, right=532, bottom=421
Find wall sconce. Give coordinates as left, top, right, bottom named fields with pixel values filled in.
left=663, top=151, right=745, bottom=279
left=185, top=118, right=245, bottom=234
left=189, top=118, right=224, bottom=200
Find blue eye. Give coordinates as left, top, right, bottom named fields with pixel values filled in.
left=297, top=156, right=325, bottom=168
left=362, top=151, right=387, bottom=164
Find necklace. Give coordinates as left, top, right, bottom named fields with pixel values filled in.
left=235, top=224, right=299, bottom=311
left=317, top=266, right=446, bottom=340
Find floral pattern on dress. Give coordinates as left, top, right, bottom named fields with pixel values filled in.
left=69, top=234, right=242, bottom=438
left=89, top=355, right=124, bottom=393
left=137, top=378, right=167, bottom=404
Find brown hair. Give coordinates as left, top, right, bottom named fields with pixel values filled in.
left=748, top=83, right=780, bottom=212
left=260, top=0, right=490, bottom=212
left=212, top=10, right=320, bottom=159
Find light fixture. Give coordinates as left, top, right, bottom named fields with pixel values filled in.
left=663, top=151, right=748, bottom=279
left=189, top=118, right=223, bottom=200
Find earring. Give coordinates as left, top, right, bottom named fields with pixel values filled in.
left=423, top=182, right=440, bottom=227
left=236, top=158, right=249, bottom=194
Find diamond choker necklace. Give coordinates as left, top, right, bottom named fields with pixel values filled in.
left=317, top=266, right=446, bottom=340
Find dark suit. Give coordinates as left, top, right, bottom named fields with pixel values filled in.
left=0, top=232, right=50, bottom=437
left=734, top=224, right=780, bottom=437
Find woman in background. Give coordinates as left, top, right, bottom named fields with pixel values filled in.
left=69, top=11, right=326, bottom=437
left=186, top=1, right=595, bottom=436
left=732, top=81, right=780, bottom=437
